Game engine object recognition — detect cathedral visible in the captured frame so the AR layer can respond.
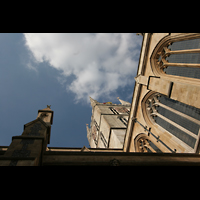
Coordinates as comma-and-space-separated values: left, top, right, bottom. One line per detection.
1, 33, 200, 165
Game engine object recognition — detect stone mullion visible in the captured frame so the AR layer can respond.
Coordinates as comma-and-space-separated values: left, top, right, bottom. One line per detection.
157, 47, 200, 69
150, 107, 198, 140
163, 46, 200, 55
155, 112, 198, 140
153, 102, 200, 125
162, 61, 200, 68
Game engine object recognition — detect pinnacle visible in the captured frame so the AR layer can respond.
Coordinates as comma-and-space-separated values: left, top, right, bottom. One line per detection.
89, 96, 99, 107
117, 97, 131, 106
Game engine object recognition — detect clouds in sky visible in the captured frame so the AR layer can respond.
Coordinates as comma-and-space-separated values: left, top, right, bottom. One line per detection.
23, 33, 142, 103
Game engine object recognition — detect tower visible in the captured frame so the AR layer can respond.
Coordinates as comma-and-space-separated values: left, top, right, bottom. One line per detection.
86, 97, 131, 148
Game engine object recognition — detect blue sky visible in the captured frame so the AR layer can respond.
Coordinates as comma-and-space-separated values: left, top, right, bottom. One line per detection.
0, 33, 142, 148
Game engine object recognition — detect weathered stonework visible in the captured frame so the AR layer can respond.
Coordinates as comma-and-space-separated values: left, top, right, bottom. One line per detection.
0, 106, 53, 166
124, 33, 200, 154
86, 97, 130, 149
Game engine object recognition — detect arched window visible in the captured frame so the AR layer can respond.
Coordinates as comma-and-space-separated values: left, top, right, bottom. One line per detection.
151, 34, 200, 80
144, 92, 200, 151
134, 134, 162, 153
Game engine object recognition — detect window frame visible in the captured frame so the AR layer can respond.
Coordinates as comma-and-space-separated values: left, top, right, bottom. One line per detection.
150, 33, 200, 84
141, 91, 200, 153
134, 133, 162, 153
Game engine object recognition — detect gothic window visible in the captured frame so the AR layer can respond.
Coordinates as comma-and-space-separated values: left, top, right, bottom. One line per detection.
145, 92, 200, 150
152, 34, 200, 79
135, 134, 162, 153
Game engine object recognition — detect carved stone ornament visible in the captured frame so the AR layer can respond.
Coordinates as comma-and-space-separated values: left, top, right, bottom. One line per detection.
138, 138, 151, 152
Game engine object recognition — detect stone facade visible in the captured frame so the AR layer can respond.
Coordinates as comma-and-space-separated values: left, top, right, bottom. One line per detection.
86, 97, 131, 149
124, 33, 200, 154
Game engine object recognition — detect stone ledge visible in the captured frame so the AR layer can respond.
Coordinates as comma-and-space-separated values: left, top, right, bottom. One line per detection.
43, 153, 200, 166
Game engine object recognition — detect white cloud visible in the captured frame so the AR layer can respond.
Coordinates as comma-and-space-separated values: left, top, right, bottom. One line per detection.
23, 33, 142, 103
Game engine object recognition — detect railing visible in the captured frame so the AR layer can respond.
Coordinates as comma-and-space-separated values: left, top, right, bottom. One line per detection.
133, 118, 175, 153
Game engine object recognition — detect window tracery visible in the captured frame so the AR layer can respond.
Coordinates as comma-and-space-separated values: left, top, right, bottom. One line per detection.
151, 34, 200, 80
144, 92, 200, 151
134, 134, 162, 153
